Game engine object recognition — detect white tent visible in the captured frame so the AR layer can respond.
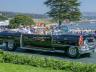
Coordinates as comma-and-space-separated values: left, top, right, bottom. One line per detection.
0, 20, 9, 26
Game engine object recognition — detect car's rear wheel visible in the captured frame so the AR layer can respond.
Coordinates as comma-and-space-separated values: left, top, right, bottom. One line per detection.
4, 41, 17, 51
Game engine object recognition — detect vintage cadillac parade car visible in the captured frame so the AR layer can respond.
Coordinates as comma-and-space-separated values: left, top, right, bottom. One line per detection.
0, 25, 96, 58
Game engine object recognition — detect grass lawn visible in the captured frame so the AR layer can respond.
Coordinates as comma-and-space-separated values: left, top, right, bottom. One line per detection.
0, 63, 71, 72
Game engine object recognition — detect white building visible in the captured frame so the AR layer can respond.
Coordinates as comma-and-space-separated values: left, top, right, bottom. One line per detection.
0, 20, 9, 27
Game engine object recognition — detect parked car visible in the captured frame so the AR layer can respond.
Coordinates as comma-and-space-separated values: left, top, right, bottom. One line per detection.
0, 30, 95, 58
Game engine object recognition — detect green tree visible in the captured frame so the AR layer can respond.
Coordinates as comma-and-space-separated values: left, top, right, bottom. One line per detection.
44, 0, 81, 25
9, 15, 35, 28
0, 15, 8, 21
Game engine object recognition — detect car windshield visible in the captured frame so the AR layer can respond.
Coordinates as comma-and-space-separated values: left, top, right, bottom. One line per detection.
87, 38, 95, 43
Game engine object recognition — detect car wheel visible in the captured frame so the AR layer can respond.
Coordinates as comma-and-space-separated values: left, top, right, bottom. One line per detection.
5, 41, 17, 51
67, 46, 80, 58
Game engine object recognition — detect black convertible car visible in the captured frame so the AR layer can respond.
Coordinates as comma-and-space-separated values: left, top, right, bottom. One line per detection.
0, 31, 95, 58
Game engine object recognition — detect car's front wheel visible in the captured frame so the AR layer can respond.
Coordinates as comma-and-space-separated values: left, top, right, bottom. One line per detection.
67, 46, 80, 58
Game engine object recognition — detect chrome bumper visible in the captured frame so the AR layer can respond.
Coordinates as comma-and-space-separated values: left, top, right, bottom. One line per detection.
79, 46, 95, 54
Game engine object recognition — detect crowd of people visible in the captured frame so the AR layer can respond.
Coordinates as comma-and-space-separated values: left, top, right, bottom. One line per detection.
0, 23, 96, 36
18, 23, 50, 35
50, 24, 96, 35
19, 25, 35, 34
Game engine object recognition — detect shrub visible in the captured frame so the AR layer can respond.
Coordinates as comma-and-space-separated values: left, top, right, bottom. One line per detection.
0, 50, 96, 72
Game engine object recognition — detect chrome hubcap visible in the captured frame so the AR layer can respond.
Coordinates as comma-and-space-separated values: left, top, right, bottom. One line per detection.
69, 47, 77, 56
8, 41, 14, 50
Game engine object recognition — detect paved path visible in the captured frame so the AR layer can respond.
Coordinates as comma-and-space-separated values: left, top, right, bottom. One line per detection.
12, 48, 96, 64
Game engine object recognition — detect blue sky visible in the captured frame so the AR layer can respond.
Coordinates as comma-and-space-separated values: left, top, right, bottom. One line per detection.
0, 0, 96, 14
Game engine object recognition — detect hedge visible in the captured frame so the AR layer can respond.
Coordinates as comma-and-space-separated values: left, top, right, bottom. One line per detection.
0, 50, 96, 72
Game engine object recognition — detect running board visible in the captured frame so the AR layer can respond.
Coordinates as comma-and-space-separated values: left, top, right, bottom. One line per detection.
20, 47, 64, 53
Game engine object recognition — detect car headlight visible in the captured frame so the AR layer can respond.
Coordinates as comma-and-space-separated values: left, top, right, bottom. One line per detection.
81, 46, 86, 49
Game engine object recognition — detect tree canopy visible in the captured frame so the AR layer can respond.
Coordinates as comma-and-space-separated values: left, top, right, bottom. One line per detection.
0, 15, 8, 21
44, 0, 81, 25
9, 15, 35, 28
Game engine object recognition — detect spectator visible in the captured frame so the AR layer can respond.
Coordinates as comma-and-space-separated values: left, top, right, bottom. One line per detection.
30, 26, 35, 34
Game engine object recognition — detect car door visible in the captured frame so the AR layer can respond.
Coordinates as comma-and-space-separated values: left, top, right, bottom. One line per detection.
22, 34, 52, 50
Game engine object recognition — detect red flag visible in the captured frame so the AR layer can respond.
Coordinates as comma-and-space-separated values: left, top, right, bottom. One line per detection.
79, 35, 84, 46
